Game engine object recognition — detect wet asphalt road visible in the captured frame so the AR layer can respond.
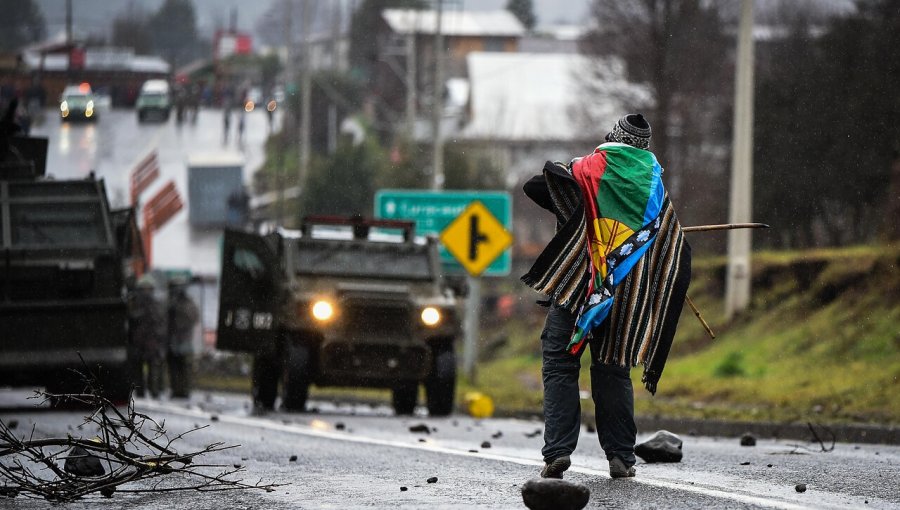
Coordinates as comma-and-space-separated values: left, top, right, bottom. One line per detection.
0, 390, 897, 509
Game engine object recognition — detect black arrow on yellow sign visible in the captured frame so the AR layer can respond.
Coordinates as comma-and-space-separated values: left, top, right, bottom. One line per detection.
469, 215, 489, 261
440, 200, 512, 277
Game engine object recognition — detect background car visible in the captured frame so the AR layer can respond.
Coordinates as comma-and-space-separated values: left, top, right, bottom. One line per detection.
136, 79, 172, 122
59, 83, 98, 122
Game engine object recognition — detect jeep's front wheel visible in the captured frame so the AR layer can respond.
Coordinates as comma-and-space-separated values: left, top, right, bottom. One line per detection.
425, 343, 457, 416
282, 342, 310, 412
392, 383, 418, 415
98, 362, 133, 405
252, 351, 280, 410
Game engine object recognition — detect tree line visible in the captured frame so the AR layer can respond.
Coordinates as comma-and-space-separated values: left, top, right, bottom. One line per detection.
582, 0, 899, 250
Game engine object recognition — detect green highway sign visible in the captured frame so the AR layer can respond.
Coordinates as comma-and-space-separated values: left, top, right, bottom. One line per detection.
374, 189, 512, 276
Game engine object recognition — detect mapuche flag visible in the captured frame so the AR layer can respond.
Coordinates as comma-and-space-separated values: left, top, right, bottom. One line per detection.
567, 143, 665, 354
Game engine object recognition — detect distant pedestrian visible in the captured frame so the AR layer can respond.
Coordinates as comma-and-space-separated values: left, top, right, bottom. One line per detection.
128, 275, 166, 398
223, 104, 232, 144
266, 99, 276, 133
237, 110, 245, 145
166, 278, 200, 398
522, 114, 692, 480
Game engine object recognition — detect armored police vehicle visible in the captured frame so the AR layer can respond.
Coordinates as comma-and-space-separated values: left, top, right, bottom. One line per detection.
0, 111, 138, 402
217, 216, 463, 416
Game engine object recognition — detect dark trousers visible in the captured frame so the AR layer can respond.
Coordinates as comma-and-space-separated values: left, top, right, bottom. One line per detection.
130, 356, 164, 398
167, 353, 192, 398
541, 305, 637, 467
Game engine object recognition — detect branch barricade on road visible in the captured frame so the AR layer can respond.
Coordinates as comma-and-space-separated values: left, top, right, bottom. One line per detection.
0, 379, 283, 502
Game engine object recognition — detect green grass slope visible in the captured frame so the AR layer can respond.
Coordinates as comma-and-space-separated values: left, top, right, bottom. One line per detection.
471, 244, 900, 426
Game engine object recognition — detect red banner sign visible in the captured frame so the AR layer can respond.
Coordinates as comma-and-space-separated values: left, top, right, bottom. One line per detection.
143, 180, 183, 231
129, 151, 160, 205
141, 180, 183, 269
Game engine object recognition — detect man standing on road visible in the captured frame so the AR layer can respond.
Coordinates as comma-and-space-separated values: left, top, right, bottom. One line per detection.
522, 114, 692, 479
128, 275, 166, 399
166, 277, 200, 398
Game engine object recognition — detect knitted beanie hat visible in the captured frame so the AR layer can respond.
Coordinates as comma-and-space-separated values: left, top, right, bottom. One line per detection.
605, 113, 652, 150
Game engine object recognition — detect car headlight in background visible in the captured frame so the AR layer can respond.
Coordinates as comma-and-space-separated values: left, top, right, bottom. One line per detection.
60, 101, 68, 112
311, 300, 334, 321
86, 100, 94, 109
266, 100, 277, 112
421, 307, 441, 326
244, 101, 255, 112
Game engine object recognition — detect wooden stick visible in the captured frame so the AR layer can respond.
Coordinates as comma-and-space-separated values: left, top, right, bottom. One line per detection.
682, 222, 770, 233
685, 294, 715, 339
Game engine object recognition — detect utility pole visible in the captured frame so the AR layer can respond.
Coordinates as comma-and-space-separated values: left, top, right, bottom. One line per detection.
299, 0, 312, 188
327, 1, 341, 154
725, 0, 756, 319
65, 0, 72, 45
430, 0, 444, 191
405, 14, 417, 139
278, 0, 293, 227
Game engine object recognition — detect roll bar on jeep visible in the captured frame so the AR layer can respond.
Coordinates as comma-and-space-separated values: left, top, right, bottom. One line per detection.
300, 215, 416, 242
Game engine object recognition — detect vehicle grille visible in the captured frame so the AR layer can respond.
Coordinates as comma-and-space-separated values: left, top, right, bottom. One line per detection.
340, 301, 412, 342
320, 342, 429, 382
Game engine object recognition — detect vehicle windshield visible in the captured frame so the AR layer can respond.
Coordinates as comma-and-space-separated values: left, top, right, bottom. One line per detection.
62, 94, 91, 107
294, 241, 433, 280
139, 93, 168, 103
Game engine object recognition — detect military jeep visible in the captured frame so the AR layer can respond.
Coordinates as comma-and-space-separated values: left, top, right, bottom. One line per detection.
217, 216, 463, 415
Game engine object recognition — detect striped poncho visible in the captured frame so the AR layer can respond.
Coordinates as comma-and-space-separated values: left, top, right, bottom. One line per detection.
522, 143, 692, 393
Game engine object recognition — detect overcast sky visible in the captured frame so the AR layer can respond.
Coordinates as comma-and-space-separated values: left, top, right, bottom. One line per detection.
35, 0, 592, 43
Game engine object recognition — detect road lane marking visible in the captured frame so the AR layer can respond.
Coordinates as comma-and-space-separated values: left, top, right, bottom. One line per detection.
140, 400, 848, 510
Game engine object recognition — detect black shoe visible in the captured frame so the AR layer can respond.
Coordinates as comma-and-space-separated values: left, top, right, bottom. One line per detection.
609, 457, 636, 478
251, 402, 272, 416
540, 455, 571, 479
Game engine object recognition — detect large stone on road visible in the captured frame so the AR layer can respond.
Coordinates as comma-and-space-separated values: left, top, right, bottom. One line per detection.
521, 477, 590, 510
63, 446, 106, 477
635, 430, 683, 463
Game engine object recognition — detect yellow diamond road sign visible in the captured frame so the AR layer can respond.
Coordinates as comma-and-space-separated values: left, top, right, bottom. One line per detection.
439, 201, 513, 277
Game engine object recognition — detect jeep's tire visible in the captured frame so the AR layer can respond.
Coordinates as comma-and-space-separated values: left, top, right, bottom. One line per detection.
46, 369, 85, 408
392, 383, 418, 415
252, 351, 280, 410
98, 363, 133, 405
425, 344, 457, 416
282, 342, 310, 412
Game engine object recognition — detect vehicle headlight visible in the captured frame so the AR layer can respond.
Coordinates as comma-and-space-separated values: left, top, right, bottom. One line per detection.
421, 307, 441, 326
311, 300, 334, 321
245, 101, 255, 112
60, 101, 68, 111
86, 100, 94, 109
267, 100, 277, 112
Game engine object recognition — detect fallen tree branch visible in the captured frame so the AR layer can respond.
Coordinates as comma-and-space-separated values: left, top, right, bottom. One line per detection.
777, 422, 837, 455
806, 421, 836, 453
0, 375, 284, 502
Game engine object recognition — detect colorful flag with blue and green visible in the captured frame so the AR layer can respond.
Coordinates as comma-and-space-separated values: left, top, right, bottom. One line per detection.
567, 142, 665, 354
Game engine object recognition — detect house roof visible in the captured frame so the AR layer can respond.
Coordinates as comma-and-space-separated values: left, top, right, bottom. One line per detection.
21, 49, 170, 74
459, 52, 652, 142
382, 9, 525, 37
